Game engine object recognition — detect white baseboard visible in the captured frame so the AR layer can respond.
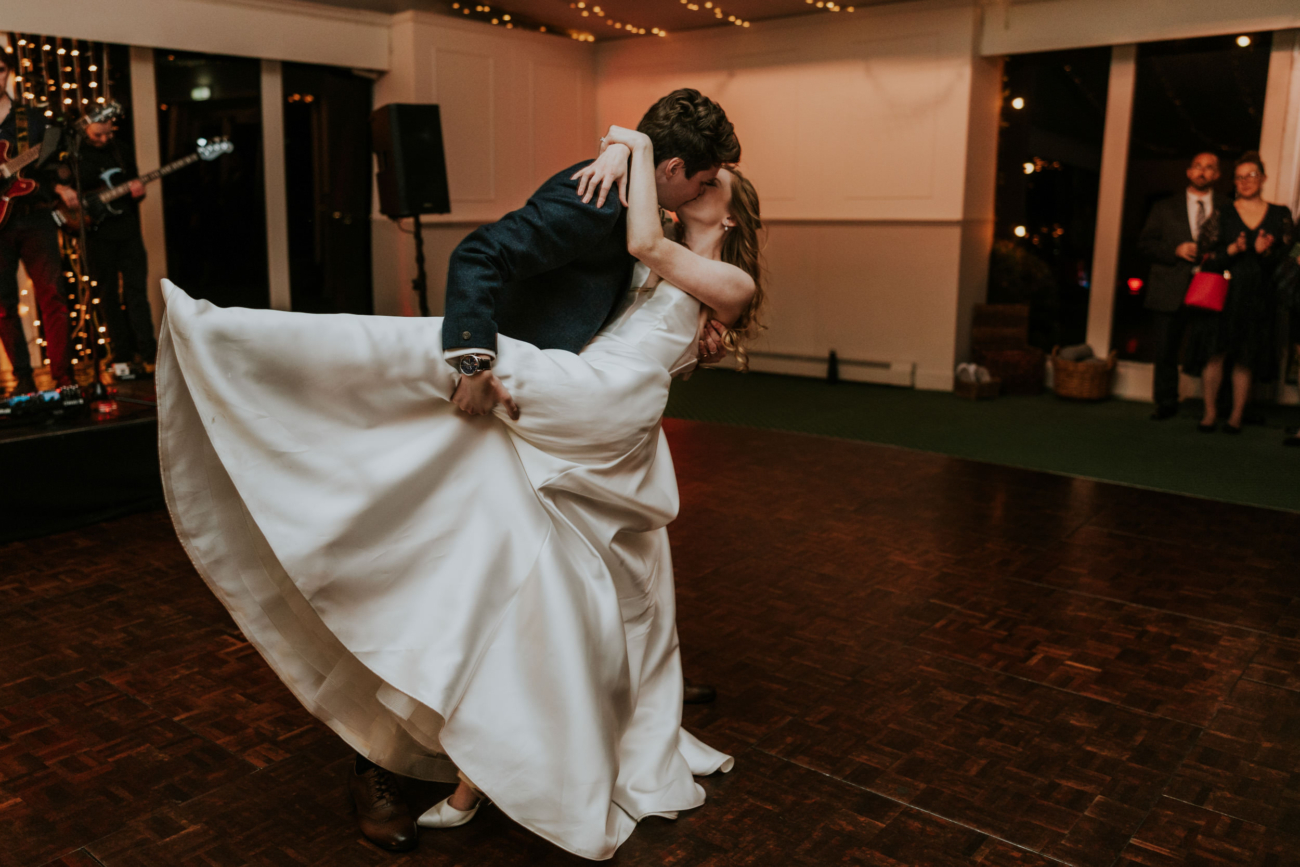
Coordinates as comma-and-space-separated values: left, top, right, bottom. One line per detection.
711, 353, 1300, 405
1112, 360, 1154, 402
722, 351, 919, 388
1103, 360, 1300, 405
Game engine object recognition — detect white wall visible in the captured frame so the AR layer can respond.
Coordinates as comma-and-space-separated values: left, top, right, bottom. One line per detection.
371, 12, 598, 316
595, 0, 997, 390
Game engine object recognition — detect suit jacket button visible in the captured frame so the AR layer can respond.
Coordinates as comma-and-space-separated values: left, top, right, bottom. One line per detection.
462, 331, 471, 340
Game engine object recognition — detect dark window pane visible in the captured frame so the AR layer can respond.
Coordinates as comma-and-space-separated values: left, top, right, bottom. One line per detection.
1112, 33, 1272, 360
991, 47, 1111, 351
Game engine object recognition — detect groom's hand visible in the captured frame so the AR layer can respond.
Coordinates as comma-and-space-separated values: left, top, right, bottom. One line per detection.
451, 373, 520, 420
699, 320, 729, 365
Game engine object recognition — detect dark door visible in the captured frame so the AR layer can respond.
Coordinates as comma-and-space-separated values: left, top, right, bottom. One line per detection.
282, 62, 373, 315
155, 49, 268, 310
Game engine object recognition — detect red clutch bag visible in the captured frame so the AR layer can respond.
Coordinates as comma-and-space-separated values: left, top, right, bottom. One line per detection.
1184, 271, 1229, 312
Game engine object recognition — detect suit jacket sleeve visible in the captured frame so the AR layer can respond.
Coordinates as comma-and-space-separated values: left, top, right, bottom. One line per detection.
1197, 208, 1229, 272
1138, 199, 1181, 267
442, 163, 623, 356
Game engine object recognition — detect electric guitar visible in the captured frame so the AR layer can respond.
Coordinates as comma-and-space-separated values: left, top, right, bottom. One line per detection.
0, 141, 41, 228
56, 136, 234, 231
0, 101, 124, 229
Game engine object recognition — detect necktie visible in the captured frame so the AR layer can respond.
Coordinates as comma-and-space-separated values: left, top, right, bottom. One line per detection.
1195, 199, 1206, 237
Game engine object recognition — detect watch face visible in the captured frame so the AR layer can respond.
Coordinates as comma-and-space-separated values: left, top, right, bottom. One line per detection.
459, 355, 479, 375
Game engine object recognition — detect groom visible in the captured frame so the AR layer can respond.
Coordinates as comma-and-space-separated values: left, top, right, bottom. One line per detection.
347, 88, 741, 852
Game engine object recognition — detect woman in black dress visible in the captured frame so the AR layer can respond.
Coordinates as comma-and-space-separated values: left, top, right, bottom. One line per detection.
1188, 152, 1295, 433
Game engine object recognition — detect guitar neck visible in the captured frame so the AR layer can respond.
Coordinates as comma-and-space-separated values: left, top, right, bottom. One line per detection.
0, 146, 41, 179
95, 152, 202, 204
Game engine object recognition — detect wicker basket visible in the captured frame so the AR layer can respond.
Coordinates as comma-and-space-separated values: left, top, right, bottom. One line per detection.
954, 376, 1001, 400
1051, 348, 1117, 400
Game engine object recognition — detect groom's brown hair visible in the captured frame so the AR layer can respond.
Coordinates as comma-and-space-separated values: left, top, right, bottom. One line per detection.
637, 89, 740, 178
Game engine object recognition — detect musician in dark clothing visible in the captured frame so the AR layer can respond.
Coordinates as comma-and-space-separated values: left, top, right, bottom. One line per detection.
0, 55, 77, 395
76, 120, 153, 368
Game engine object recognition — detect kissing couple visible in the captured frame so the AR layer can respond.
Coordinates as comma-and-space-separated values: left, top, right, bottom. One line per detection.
157, 87, 764, 859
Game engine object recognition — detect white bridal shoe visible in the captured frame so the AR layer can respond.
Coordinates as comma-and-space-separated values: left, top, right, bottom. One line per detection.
417, 774, 487, 829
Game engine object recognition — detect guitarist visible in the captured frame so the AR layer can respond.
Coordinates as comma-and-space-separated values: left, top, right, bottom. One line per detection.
76, 118, 154, 372
0, 54, 77, 395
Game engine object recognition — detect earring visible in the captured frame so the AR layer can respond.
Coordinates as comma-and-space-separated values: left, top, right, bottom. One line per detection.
722, 224, 731, 231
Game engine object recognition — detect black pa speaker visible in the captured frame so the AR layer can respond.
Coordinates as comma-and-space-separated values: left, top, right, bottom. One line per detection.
371, 103, 451, 218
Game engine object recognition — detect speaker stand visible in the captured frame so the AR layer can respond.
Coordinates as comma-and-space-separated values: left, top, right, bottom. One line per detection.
410, 216, 431, 317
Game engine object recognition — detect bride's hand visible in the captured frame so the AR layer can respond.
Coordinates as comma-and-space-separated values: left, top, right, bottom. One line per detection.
601, 125, 649, 152
573, 142, 631, 208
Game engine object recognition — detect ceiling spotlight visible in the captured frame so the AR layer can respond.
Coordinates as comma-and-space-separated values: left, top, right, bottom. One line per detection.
1013, 225, 1027, 238
1023, 162, 1035, 175
1011, 97, 1025, 110
1236, 35, 1251, 47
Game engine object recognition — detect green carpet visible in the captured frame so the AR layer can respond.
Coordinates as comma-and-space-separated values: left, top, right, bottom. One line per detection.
665, 369, 1300, 513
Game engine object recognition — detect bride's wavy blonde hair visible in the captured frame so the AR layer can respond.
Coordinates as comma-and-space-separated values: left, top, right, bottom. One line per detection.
673, 167, 766, 370
717, 167, 765, 371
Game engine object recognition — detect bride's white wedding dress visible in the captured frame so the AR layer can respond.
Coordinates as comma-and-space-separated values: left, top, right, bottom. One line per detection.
156, 269, 732, 861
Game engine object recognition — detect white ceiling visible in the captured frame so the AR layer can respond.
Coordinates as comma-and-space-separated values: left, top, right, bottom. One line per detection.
307, 0, 914, 39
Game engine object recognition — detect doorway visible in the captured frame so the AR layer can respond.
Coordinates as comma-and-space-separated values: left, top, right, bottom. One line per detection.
154, 49, 268, 310
282, 62, 373, 315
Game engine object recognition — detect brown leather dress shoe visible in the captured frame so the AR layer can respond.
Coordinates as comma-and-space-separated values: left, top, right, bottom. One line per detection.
348, 761, 418, 852
683, 680, 717, 704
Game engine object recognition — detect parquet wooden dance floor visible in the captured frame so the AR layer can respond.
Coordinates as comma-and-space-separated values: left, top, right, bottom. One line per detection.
3, 418, 1299, 866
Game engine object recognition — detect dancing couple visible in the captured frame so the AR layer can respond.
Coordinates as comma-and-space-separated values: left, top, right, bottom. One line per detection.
157, 88, 764, 859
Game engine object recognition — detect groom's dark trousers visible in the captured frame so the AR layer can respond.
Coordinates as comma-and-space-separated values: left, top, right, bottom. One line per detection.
443, 160, 634, 355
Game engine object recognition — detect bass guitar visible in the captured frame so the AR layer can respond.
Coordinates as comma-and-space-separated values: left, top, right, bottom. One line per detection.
0, 101, 124, 230
56, 136, 234, 231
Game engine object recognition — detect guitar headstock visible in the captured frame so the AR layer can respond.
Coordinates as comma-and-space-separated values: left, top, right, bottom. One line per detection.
75, 101, 124, 131
196, 137, 235, 161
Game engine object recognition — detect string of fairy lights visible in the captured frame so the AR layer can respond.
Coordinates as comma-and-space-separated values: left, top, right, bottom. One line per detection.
4, 34, 117, 382
447, 1, 858, 42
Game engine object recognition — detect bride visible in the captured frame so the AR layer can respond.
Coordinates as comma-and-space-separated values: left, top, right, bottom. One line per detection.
157, 124, 763, 860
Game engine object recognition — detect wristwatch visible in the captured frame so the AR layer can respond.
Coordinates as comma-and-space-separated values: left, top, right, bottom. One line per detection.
457, 354, 494, 376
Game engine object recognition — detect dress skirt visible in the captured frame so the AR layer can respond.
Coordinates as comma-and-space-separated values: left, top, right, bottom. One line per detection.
156, 280, 730, 860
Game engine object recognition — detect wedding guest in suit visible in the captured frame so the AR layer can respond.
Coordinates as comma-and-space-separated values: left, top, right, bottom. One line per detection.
1187, 152, 1294, 434
1137, 152, 1229, 420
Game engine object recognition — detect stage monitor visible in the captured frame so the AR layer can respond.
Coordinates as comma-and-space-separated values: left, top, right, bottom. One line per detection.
371, 103, 451, 218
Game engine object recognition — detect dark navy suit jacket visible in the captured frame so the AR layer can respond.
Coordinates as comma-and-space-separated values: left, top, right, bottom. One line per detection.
1137, 191, 1232, 313
442, 160, 635, 356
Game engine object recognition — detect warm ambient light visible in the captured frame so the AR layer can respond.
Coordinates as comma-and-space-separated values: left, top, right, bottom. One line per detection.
1013, 225, 1027, 238
1236, 35, 1251, 47
1023, 162, 1035, 175
1011, 97, 1025, 110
